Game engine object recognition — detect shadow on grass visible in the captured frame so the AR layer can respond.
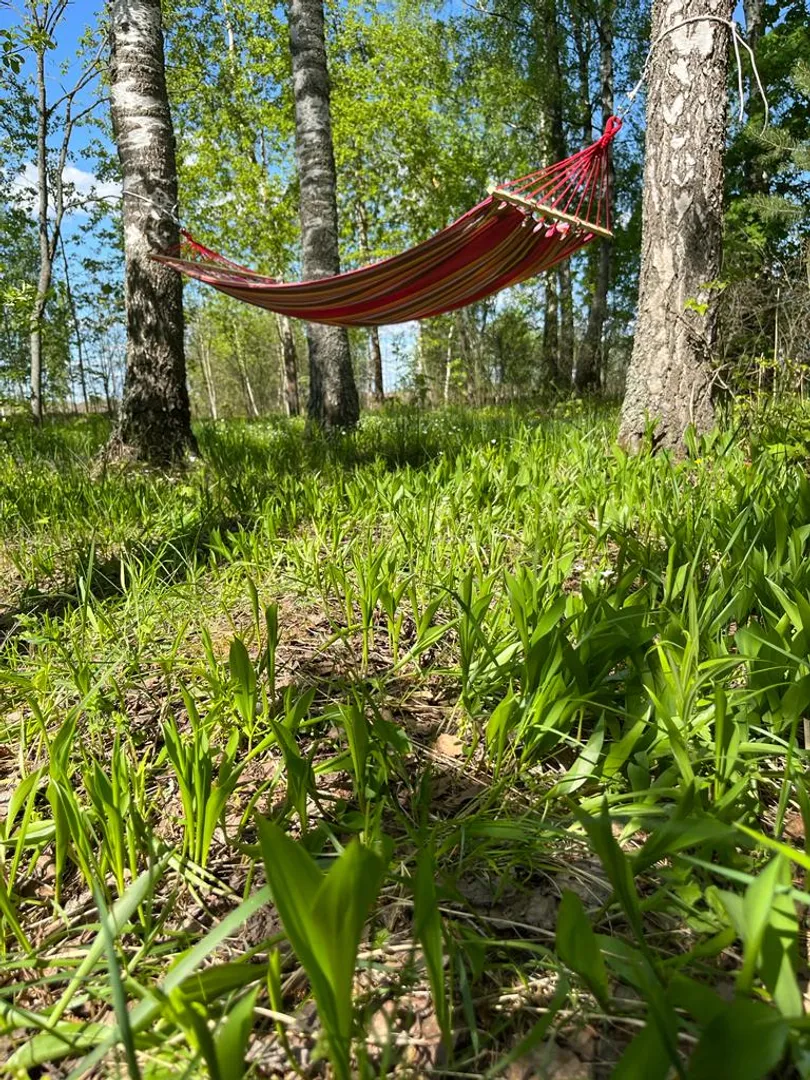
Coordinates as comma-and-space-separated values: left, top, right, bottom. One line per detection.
0, 403, 615, 648
0, 515, 247, 649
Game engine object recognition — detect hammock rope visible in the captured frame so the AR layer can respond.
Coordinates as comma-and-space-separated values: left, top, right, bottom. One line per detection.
155, 116, 622, 327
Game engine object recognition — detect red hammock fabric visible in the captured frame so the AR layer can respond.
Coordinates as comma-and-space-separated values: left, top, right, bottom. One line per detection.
155, 117, 621, 327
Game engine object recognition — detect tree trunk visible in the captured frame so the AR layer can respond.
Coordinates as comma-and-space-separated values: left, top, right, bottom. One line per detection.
742, 0, 764, 54
557, 264, 574, 388
30, 42, 51, 424
107, 0, 197, 465
741, 0, 766, 192
618, 0, 731, 453
59, 235, 90, 413
233, 319, 259, 418
536, 0, 569, 390
198, 335, 218, 420
288, 0, 359, 430
368, 328, 384, 404
274, 314, 301, 416
576, 0, 615, 395
355, 202, 384, 404
543, 275, 559, 384
443, 323, 455, 406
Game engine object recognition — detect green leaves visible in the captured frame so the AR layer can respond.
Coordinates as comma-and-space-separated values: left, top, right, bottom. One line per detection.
555, 891, 609, 1006
413, 842, 453, 1051
214, 988, 259, 1080
256, 820, 390, 1080
715, 855, 803, 1018
686, 999, 789, 1080
163, 691, 242, 867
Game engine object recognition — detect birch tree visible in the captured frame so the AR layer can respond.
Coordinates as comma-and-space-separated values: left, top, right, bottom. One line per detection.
618, 0, 733, 451
107, 0, 196, 464
288, 0, 359, 429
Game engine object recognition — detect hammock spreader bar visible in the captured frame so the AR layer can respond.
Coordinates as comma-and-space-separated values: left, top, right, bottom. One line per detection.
155, 116, 621, 328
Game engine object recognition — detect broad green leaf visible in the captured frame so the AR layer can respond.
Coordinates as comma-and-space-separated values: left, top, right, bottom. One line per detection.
257, 819, 389, 1080
215, 987, 259, 1080
633, 815, 736, 875
3, 1022, 128, 1069
555, 890, 609, 1006
413, 843, 451, 1050
759, 859, 802, 1018
612, 1021, 674, 1080
553, 719, 605, 795
178, 962, 268, 1006
686, 998, 789, 1080
738, 856, 783, 993
229, 638, 256, 727
666, 974, 726, 1026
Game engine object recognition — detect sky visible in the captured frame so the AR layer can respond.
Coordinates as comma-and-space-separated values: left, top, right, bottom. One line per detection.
1, 3, 117, 245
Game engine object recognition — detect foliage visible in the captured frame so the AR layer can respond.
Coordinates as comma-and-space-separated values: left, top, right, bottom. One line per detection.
2, 406, 810, 1072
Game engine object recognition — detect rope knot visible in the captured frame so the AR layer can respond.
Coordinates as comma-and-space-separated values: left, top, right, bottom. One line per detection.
600, 115, 623, 144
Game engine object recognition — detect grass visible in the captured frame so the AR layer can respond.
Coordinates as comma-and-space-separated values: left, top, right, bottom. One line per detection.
2, 401, 810, 1077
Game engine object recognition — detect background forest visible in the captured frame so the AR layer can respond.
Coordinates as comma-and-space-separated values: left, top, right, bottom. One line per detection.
1, 0, 808, 418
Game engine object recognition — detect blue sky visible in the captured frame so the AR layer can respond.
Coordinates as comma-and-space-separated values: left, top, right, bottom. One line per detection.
1, 2, 116, 251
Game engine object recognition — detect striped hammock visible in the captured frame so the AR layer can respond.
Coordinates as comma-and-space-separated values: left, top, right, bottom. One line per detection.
156, 117, 621, 328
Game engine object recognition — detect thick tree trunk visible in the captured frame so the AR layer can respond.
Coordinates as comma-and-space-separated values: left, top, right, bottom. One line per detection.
741, 0, 766, 192
618, 0, 731, 453
742, 0, 764, 54
275, 314, 301, 416
576, 0, 615, 394
288, 0, 359, 429
538, 0, 571, 390
107, 0, 197, 465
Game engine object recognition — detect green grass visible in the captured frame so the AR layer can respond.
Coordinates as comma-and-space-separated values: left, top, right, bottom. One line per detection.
2, 402, 810, 1077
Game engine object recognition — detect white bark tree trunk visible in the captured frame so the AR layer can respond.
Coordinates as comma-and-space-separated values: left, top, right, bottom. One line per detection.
618, 0, 732, 452
107, 0, 196, 464
288, 0, 359, 429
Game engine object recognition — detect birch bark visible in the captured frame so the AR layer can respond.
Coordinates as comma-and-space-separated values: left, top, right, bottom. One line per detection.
618, 0, 732, 451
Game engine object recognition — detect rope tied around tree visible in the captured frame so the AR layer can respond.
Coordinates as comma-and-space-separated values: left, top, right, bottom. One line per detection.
618, 16, 769, 132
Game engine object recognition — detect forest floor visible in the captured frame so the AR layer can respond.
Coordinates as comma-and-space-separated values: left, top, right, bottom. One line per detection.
1, 403, 810, 1079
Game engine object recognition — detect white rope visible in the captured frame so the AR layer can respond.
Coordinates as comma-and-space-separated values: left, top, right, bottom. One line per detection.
85, 188, 184, 228
121, 189, 183, 227
618, 16, 769, 134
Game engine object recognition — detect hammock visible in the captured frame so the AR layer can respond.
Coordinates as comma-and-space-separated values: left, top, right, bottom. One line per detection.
156, 116, 622, 327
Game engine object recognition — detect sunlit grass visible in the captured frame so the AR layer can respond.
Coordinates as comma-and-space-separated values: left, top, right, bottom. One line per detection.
2, 402, 810, 1076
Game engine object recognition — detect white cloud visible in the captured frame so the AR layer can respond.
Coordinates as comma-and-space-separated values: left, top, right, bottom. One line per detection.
10, 162, 120, 217
63, 165, 121, 204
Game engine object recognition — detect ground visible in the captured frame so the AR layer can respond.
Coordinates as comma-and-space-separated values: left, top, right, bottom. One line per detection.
0, 404, 809, 1078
